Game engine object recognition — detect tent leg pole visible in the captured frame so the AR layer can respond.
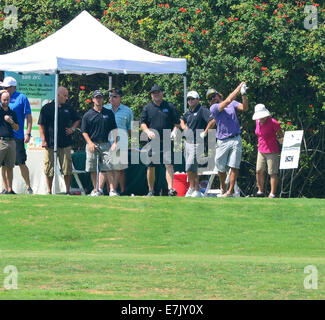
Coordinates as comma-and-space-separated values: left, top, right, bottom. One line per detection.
53, 71, 59, 195
108, 75, 112, 90
183, 74, 187, 113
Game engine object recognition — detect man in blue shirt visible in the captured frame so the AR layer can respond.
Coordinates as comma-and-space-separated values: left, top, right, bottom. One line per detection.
0, 76, 33, 194
99, 88, 133, 195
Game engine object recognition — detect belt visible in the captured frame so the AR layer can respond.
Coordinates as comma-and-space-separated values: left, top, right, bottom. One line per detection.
93, 140, 106, 144
218, 134, 240, 141
0, 137, 14, 141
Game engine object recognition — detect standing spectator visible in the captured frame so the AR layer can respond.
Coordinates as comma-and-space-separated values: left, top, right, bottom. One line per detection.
0, 76, 33, 194
180, 91, 215, 197
253, 104, 283, 198
98, 88, 133, 195
81, 90, 118, 196
38, 86, 81, 194
140, 84, 180, 196
0, 91, 19, 194
207, 82, 248, 197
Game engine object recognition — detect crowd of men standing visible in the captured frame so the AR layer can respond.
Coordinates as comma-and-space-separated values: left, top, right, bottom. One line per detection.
0, 76, 283, 198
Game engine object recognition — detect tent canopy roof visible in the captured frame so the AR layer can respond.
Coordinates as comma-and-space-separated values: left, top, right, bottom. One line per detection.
0, 11, 186, 75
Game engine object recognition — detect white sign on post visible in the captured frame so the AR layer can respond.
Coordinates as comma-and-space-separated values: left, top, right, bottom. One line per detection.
280, 130, 304, 169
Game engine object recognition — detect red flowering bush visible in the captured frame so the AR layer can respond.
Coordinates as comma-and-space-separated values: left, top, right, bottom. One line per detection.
100, 0, 324, 197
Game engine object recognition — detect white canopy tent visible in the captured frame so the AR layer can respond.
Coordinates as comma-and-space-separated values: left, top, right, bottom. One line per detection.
0, 10, 187, 194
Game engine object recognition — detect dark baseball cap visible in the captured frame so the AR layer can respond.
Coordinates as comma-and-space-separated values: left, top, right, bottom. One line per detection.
206, 88, 220, 100
149, 84, 163, 94
92, 90, 104, 98
109, 88, 123, 96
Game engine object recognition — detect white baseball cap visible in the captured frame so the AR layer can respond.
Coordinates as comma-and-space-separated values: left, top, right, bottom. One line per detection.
252, 104, 271, 120
187, 91, 200, 99
0, 76, 17, 87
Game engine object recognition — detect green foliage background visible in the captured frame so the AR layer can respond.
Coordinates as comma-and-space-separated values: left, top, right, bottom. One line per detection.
0, 0, 324, 197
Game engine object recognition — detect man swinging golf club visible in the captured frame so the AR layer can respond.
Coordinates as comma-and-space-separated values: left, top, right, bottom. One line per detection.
207, 82, 248, 197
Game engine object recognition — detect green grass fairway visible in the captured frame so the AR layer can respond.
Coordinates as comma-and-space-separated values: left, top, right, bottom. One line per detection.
0, 195, 324, 299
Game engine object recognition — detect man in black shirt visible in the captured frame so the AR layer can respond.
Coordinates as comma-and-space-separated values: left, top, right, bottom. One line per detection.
38, 86, 81, 194
81, 90, 118, 196
0, 91, 19, 194
180, 91, 215, 197
140, 84, 180, 196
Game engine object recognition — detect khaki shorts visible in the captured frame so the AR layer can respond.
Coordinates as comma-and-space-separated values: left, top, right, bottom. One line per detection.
110, 149, 128, 171
44, 147, 72, 177
85, 142, 113, 172
0, 139, 16, 168
256, 152, 279, 175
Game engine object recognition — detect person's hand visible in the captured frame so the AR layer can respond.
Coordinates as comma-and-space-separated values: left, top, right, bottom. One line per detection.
145, 129, 155, 140
41, 140, 48, 149
24, 134, 31, 144
65, 127, 75, 135
88, 141, 96, 153
200, 131, 207, 139
170, 129, 177, 140
4, 115, 13, 124
240, 83, 248, 95
111, 141, 117, 151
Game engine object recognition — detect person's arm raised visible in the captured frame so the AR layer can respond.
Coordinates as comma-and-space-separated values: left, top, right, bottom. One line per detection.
218, 82, 246, 113
237, 94, 248, 112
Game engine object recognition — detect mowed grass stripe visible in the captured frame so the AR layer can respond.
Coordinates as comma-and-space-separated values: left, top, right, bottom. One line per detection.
2, 251, 325, 264
0, 196, 324, 299
0, 251, 324, 299
0, 196, 324, 256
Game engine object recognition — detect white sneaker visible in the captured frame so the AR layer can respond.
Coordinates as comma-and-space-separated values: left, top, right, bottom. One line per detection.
97, 189, 104, 196
89, 189, 103, 196
185, 187, 194, 197
191, 190, 203, 198
221, 192, 233, 198
109, 190, 120, 197
89, 190, 98, 196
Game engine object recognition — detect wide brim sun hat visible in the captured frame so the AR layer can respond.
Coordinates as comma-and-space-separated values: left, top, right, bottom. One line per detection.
252, 104, 271, 120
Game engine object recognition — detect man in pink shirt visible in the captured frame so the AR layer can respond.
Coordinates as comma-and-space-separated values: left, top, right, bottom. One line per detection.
253, 104, 283, 198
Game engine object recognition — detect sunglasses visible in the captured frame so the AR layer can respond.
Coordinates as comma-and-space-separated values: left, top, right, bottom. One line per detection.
109, 94, 120, 98
208, 94, 217, 102
187, 97, 196, 101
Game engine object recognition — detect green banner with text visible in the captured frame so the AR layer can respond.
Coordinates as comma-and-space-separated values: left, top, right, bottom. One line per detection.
5, 71, 55, 150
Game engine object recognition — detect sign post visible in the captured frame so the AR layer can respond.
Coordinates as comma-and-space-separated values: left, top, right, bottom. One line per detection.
279, 130, 304, 198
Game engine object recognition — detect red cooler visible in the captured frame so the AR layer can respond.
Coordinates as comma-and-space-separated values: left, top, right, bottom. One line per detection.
172, 173, 190, 197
